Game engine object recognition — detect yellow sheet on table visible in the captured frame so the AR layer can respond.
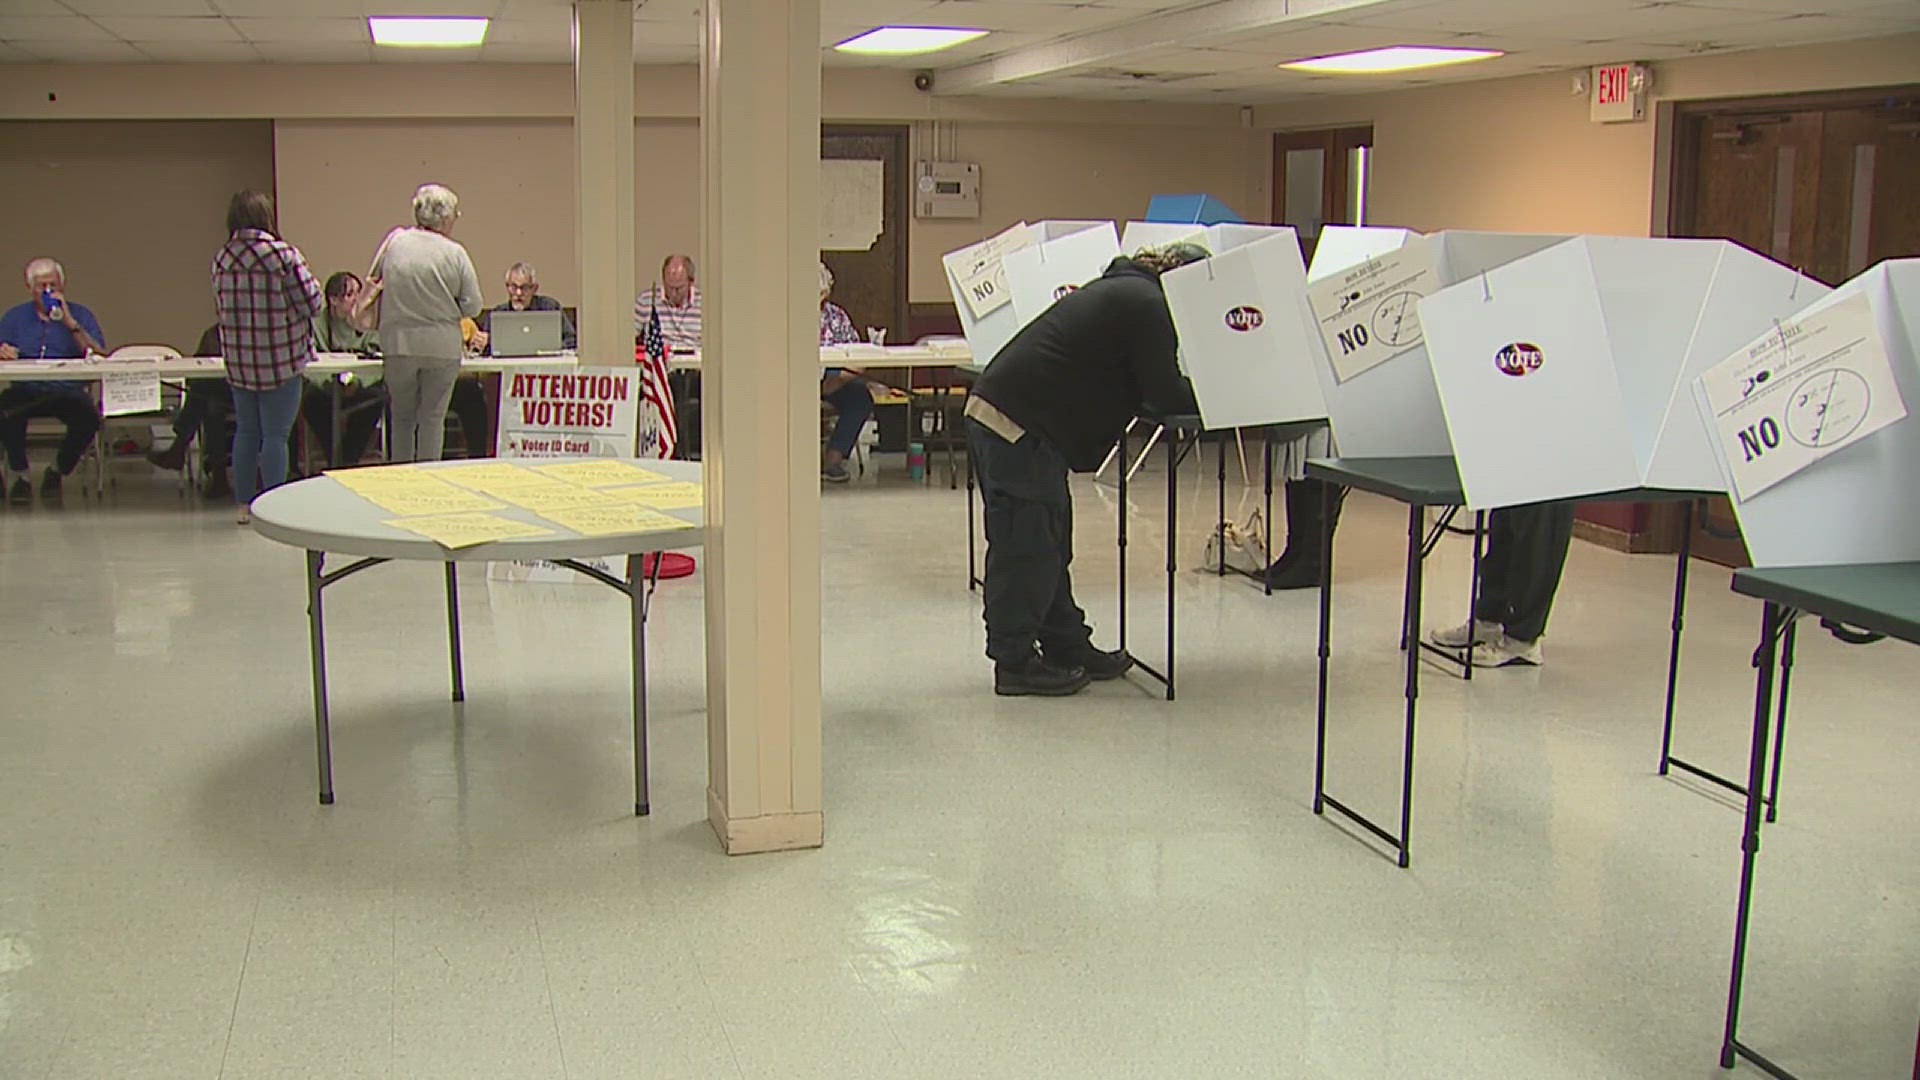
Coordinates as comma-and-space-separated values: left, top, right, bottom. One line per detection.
602, 482, 703, 510
435, 463, 553, 489
384, 512, 554, 549
359, 487, 504, 516
496, 486, 623, 513
326, 466, 460, 494
453, 474, 583, 499
533, 460, 673, 488
540, 503, 690, 537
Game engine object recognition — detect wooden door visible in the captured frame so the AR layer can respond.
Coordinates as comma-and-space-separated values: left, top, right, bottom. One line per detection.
1670, 90, 1920, 566
820, 125, 909, 340
1271, 126, 1372, 264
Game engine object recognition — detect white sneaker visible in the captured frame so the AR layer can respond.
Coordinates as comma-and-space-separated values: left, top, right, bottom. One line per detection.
1469, 633, 1543, 668
236, 507, 251, 526
1429, 618, 1502, 649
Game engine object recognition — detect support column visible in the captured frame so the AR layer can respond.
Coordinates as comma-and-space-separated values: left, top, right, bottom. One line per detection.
573, 0, 635, 364
700, 0, 824, 854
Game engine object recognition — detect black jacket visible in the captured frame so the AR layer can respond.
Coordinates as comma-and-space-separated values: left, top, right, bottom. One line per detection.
971, 257, 1197, 471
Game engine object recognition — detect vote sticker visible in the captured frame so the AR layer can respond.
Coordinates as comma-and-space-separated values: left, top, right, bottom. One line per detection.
1053, 284, 1079, 301
1225, 306, 1264, 332
1494, 342, 1544, 377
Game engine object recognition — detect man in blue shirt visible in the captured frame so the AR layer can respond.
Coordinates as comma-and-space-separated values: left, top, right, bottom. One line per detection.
0, 258, 105, 505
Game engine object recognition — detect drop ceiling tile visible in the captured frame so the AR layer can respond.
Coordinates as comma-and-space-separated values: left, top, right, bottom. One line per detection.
0, 15, 116, 41
5, 0, 80, 14
373, 45, 485, 62
67, 0, 220, 12
1337, 0, 1642, 34
480, 40, 567, 61
132, 39, 262, 60
208, 0, 336, 13
0, 40, 36, 59
1214, 21, 1412, 57
9, 39, 152, 60
485, 17, 569, 45
351, 0, 502, 15
917, 1, 1122, 32
230, 16, 369, 43
94, 16, 243, 41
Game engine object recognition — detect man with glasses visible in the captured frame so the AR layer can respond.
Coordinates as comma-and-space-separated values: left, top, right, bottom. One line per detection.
474, 261, 576, 353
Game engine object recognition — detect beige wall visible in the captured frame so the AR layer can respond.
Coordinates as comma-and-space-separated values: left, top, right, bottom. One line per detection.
1, 65, 1262, 318
1253, 33, 1920, 240
0, 120, 273, 354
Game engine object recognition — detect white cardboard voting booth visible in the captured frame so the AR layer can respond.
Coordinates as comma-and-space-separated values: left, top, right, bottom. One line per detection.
1693, 258, 1920, 568
1305, 229, 1567, 459
942, 220, 1114, 366
1120, 221, 1208, 254
1419, 236, 1827, 509
1157, 224, 1328, 429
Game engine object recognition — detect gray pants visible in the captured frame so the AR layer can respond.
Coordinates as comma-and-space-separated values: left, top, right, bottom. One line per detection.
383, 356, 460, 462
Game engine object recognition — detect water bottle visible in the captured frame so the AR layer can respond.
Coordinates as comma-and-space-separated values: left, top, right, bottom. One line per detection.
41, 287, 62, 322
908, 441, 926, 482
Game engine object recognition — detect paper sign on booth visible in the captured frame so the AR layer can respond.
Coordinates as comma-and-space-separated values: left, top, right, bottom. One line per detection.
943, 223, 1034, 320
1307, 238, 1439, 383
1697, 293, 1907, 500
102, 372, 161, 417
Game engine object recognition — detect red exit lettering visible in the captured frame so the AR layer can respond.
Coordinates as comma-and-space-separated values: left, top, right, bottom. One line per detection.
1598, 66, 1629, 105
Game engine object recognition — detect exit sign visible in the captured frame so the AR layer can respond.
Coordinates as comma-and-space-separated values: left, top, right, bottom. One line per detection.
1591, 62, 1647, 123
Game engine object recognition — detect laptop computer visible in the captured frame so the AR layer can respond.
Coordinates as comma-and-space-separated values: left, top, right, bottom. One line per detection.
489, 310, 564, 356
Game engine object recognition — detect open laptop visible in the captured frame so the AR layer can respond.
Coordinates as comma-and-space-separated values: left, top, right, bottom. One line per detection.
489, 310, 564, 356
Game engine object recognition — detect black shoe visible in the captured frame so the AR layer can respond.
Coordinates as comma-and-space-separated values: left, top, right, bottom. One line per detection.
994, 656, 1091, 697
39, 467, 62, 503
1043, 645, 1133, 680
1264, 559, 1322, 590
8, 477, 29, 506
146, 443, 188, 471
202, 467, 230, 500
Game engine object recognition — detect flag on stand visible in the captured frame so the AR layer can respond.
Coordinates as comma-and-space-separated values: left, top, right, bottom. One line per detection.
637, 301, 678, 459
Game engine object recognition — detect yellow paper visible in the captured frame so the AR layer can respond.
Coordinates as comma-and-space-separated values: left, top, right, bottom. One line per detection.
603, 481, 704, 510
533, 459, 675, 488
384, 512, 554, 549
540, 503, 691, 537
457, 474, 583, 498
496, 486, 623, 513
327, 466, 459, 495
359, 487, 504, 516
437, 463, 552, 489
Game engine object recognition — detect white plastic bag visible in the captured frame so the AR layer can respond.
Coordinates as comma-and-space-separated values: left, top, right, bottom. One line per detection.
1201, 509, 1267, 575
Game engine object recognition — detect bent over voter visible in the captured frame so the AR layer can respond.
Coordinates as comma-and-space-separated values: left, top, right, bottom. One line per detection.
964, 243, 1207, 697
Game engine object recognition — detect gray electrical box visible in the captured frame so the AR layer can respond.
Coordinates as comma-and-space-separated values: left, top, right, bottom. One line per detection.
915, 161, 980, 219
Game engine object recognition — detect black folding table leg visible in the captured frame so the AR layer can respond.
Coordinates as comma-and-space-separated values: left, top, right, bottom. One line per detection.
1262, 430, 1274, 596
1766, 618, 1795, 823
1720, 601, 1786, 1073
1165, 428, 1177, 701
1216, 431, 1227, 577
1393, 503, 1422, 869
1116, 425, 1128, 658
1312, 479, 1334, 813
1659, 501, 1696, 776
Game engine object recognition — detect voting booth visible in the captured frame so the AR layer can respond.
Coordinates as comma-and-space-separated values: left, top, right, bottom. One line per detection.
1418, 236, 1828, 508
1157, 223, 1328, 429
1693, 258, 1919, 567
943, 220, 1117, 366
1304, 229, 1567, 458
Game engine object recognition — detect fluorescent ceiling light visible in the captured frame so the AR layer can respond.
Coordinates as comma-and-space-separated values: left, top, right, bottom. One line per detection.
834, 26, 987, 56
1280, 45, 1503, 74
369, 16, 489, 48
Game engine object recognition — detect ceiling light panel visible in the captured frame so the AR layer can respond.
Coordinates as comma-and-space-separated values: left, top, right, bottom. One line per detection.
834, 26, 989, 55
369, 16, 490, 47
1280, 44, 1504, 73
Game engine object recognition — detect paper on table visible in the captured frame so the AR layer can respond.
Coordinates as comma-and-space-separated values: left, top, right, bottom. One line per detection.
359, 486, 504, 516
385, 512, 554, 549
326, 466, 469, 497
531, 459, 672, 487
496, 486, 621, 513
603, 481, 703, 510
1697, 293, 1908, 500
540, 503, 689, 537
1307, 237, 1439, 383
101, 372, 161, 417
435, 463, 551, 488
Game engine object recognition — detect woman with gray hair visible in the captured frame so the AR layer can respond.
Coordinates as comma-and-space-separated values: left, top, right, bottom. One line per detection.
368, 183, 483, 460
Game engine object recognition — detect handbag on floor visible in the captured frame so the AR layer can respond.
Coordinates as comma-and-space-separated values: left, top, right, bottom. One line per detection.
1201, 509, 1267, 575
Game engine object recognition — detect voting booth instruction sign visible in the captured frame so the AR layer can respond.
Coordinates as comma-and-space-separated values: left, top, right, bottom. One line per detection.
490, 367, 640, 583
1307, 237, 1439, 383
943, 222, 1036, 321
1697, 293, 1907, 500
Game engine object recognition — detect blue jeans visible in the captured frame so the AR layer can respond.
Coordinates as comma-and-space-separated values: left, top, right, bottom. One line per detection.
230, 376, 304, 505
822, 376, 874, 456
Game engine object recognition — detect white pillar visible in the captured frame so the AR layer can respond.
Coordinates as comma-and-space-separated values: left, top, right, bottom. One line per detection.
573, 0, 635, 364
699, 0, 824, 854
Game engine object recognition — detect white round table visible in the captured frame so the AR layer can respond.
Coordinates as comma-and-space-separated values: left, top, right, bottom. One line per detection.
251, 457, 705, 816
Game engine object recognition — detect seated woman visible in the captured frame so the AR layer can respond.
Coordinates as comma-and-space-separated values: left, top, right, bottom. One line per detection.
818, 261, 876, 483
302, 271, 387, 468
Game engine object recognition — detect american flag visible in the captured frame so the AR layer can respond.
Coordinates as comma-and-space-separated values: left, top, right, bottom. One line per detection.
637, 301, 678, 459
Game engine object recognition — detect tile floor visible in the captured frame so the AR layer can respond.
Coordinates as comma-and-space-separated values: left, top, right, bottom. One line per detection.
0, 461, 1914, 1079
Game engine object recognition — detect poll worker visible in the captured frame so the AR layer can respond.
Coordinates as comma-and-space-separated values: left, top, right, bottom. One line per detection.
146, 324, 233, 498
301, 271, 387, 469
965, 242, 1208, 696
0, 257, 106, 505
212, 189, 323, 524
632, 254, 701, 352
478, 261, 576, 351
818, 260, 874, 484
374, 183, 483, 461
1428, 503, 1578, 668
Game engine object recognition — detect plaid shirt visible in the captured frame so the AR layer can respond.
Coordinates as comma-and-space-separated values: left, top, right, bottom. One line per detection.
212, 228, 323, 390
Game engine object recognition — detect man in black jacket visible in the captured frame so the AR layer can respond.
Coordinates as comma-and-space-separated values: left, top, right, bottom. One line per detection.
966, 244, 1206, 696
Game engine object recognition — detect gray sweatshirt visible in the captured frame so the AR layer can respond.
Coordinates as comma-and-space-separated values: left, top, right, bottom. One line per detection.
372, 227, 482, 361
